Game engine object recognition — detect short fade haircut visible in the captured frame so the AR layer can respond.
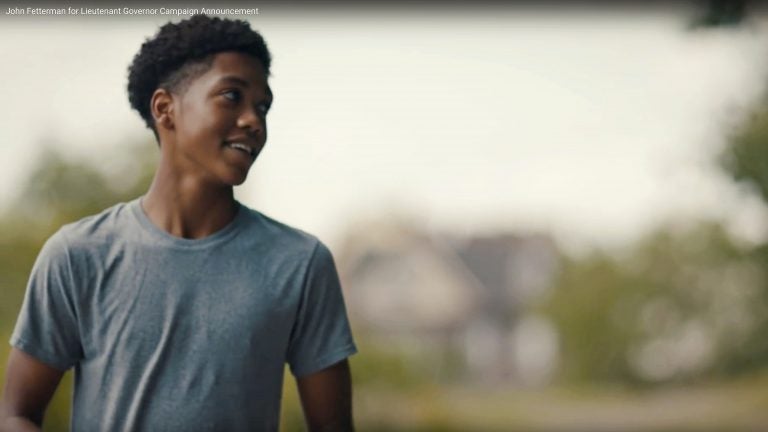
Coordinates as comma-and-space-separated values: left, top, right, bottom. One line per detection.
127, 14, 271, 134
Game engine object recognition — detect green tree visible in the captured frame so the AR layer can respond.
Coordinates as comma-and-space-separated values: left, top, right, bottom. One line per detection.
691, 0, 749, 28
715, 97, 768, 373
542, 221, 763, 385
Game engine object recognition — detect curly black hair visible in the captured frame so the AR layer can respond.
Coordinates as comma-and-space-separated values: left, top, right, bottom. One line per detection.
127, 14, 271, 134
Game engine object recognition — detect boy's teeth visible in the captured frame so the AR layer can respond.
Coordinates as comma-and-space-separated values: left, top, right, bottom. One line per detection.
228, 143, 252, 155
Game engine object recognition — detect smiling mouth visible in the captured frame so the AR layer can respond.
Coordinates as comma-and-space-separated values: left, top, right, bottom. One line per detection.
225, 142, 256, 158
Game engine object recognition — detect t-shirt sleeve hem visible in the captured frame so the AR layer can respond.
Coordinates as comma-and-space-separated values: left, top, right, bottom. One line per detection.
290, 343, 358, 379
9, 334, 76, 372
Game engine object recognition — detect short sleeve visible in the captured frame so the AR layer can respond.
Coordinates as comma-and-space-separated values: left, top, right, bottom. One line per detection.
286, 241, 357, 378
10, 230, 84, 371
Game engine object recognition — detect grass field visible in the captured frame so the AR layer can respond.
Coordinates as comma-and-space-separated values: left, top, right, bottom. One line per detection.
343, 375, 768, 432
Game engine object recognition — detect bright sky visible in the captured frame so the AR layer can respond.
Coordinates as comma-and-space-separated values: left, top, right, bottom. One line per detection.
2, 6, 768, 251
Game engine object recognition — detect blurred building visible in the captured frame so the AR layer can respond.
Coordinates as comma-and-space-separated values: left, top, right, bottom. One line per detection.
337, 219, 561, 387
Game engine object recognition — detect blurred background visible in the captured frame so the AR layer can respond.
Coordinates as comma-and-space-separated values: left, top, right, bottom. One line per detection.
3, 1, 768, 430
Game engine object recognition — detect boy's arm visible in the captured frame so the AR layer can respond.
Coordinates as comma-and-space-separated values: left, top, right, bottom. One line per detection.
0, 348, 64, 432
296, 359, 353, 432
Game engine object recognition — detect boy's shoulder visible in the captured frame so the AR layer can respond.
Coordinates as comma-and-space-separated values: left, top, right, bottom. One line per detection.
33, 200, 133, 272
238, 204, 324, 254
48, 202, 130, 247
54, 200, 133, 248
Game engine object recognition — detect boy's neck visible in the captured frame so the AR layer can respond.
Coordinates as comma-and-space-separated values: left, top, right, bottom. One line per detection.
141, 167, 239, 240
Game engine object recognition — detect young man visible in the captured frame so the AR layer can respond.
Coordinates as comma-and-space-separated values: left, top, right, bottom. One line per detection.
0, 14, 356, 432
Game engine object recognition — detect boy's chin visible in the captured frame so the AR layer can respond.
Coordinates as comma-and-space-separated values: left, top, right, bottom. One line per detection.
217, 169, 251, 187
226, 174, 249, 187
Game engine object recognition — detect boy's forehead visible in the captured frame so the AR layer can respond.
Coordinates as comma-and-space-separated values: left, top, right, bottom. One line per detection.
199, 51, 269, 89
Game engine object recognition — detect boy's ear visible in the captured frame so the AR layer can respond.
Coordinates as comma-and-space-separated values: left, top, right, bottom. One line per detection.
150, 88, 175, 131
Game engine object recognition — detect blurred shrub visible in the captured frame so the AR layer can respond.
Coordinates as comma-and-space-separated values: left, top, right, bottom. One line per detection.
542, 220, 767, 386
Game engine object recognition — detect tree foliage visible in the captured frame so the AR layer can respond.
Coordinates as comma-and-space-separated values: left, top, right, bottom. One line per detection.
691, 0, 749, 28
542, 221, 765, 385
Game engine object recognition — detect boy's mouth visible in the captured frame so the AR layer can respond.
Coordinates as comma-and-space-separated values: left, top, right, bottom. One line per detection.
224, 141, 256, 157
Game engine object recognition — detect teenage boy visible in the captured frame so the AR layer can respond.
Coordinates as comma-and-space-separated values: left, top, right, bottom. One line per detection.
0, 14, 356, 432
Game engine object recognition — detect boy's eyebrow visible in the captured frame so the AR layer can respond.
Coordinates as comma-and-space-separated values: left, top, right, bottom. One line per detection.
217, 75, 251, 87
216, 75, 273, 101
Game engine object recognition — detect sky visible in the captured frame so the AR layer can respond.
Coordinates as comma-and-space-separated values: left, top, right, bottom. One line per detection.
2, 4, 768, 252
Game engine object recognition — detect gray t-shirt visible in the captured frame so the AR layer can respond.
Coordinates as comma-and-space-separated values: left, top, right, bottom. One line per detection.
10, 198, 357, 431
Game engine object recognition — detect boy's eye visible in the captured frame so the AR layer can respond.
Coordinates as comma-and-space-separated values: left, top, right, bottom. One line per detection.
222, 89, 241, 102
257, 103, 271, 115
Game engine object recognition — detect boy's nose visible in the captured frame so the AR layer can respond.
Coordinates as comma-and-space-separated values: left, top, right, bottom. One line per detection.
236, 109, 263, 134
